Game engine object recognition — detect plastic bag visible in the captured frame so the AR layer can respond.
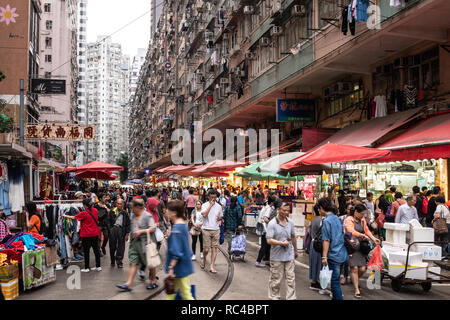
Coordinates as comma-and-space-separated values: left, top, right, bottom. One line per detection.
319, 265, 333, 289
366, 246, 383, 271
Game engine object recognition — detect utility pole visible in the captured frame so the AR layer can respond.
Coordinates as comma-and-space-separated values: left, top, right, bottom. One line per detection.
19, 79, 24, 147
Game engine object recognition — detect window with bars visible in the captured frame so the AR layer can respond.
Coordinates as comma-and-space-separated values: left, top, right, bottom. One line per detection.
45, 37, 52, 48
45, 55, 52, 62
46, 20, 52, 30
44, 3, 51, 12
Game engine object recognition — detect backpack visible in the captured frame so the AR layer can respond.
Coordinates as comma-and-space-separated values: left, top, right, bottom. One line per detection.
422, 197, 429, 215
312, 223, 323, 254
385, 203, 395, 222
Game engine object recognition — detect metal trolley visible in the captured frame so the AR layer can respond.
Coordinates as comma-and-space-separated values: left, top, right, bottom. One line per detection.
381, 241, 450, 292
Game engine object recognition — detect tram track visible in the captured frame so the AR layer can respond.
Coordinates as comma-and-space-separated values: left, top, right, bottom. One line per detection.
144, 245, 234, 300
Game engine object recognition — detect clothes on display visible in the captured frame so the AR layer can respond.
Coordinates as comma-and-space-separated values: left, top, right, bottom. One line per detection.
390, 0, 406, 8
374, 95, 387, 118
40, 173, 54, 199
348, 0, 369, 24
7, 161, 25, 214
0, 161, 11, 216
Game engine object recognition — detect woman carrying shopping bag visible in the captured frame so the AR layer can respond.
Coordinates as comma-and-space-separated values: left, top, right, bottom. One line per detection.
165, 199, 194, 300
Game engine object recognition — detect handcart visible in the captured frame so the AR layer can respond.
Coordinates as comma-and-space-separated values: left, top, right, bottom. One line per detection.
380, 241, 450, 292
229, 228, 247, 262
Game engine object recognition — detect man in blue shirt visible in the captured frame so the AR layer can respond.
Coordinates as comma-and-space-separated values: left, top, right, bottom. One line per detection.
318, 197, 348, 300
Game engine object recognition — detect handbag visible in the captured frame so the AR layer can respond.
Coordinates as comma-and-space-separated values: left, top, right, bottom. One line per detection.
146, 230, 161, 269
164, 276, 175, 294
433, 217, 448, 235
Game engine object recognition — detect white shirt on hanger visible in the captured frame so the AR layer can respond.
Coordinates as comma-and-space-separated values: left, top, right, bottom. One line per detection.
374, 95, 387, 118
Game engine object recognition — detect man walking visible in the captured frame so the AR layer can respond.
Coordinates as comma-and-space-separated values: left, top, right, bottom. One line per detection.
200, 189, 223, 274
426, 187, 441, 227
319, 197, 348, 300
108, 198, 130, 268
266, 202, 297, 300
94, 193, 111, 256
116, 199, 158, 291
395, 196, 419, 225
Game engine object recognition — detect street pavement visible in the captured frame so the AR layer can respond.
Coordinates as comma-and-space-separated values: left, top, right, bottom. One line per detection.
17, 231, 450, 300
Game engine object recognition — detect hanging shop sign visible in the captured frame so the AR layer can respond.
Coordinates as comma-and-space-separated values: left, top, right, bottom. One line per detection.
276, 99, 315, 122
25, 124, 95, 140
30, 79, 66, 94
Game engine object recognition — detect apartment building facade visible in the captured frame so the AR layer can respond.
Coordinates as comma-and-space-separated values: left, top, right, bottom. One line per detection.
75, 0, 88, 165
85, 36, 130, 164
38, 0, 79, 164
129, 0, 450, 175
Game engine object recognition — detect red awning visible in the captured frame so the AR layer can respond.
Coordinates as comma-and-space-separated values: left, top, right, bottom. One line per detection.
192, 160, 246, 173
75, 170, 116, 180
368, 145, 450, 163
158, 164, 194, 173
281, 143, 391, 168
377, 112, 450, 150
75, 161, 124, 172
318, 108, 422, 147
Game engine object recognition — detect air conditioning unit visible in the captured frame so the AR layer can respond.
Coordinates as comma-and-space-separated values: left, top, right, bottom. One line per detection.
220, 78, 229, 85
245, 52, 255, 60
205, 31, 214, 40
244, 6, 255, 15
259, 37, 270, 46
292, 5, 306, 16
271, 26, 283, 36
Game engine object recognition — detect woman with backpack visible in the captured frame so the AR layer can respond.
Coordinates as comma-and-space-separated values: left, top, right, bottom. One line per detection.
25, 202, 42, 235
308, 204, 324, 292
63, 198, 101, 272
344, 204, 380, 298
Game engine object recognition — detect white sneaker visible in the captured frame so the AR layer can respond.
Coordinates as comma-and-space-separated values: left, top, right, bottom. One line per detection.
90, 268, 96, 271
55, 264, 63, 271
96, 267, 102, 271
319, 289, 331, 295
191, 254, 196, 261
81, 268, 90, 273
200, 253, 204, 259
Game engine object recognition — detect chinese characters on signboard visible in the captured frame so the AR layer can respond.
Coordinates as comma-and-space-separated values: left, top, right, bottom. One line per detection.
25, 124, 95, 140
276, 99, 316, 122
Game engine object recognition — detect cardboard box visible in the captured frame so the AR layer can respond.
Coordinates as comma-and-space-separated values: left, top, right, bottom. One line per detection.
411, 244, 442, 261
0, 277, 19, 300
428, 267, 441, 280
410, 227, 434, 243
290, 214, 305, 227
389, 251, 423, 265
388, 262, 428, 280
294, 226, 305, 237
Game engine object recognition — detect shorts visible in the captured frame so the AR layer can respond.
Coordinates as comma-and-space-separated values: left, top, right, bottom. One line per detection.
202, 229, 220, 248
128, 240, 146, 266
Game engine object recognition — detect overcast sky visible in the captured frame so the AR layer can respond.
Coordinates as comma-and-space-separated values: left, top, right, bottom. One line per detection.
86, 0, 150, 58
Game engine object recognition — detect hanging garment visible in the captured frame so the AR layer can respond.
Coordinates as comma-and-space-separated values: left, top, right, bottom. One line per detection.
0, 162, 7, 182
374, 95, 387, 118
0, 179, 11, 216
211, 50, 218, 65
404, 85, 417, 109
207, 95, 213, 105
7, 161, 24, 213
390, 0, 406, 8
236, 84, 244, 99
222, 57, 228, 72
341, 6, 355, 36
354, 0, 370, 22
368, 97, 376, 119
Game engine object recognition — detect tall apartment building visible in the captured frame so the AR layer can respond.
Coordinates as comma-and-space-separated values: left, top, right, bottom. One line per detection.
129, 48, 147, 98
76, 0, 88, 165
39, 0, 79, 164
150, 0, 164, 38
85, 36, 130, 164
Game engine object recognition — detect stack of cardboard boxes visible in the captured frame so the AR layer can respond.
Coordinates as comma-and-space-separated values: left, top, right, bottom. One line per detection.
383, 221, 441, 280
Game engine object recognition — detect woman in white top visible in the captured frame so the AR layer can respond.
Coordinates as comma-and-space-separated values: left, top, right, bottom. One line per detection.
433, 196, 449, 260
255, 196, 276, 267
190, 200, 204, 261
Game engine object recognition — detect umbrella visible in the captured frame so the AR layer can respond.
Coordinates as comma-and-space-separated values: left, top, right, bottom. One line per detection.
158, 164, 194, 173
280, 143, 391, 168
75, 170, 116, 180
192, 160, 246, 173
64, 166, 77, 172
236, 162, 296, 181
257, 152, 304, 174
75, 161, 124, 172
